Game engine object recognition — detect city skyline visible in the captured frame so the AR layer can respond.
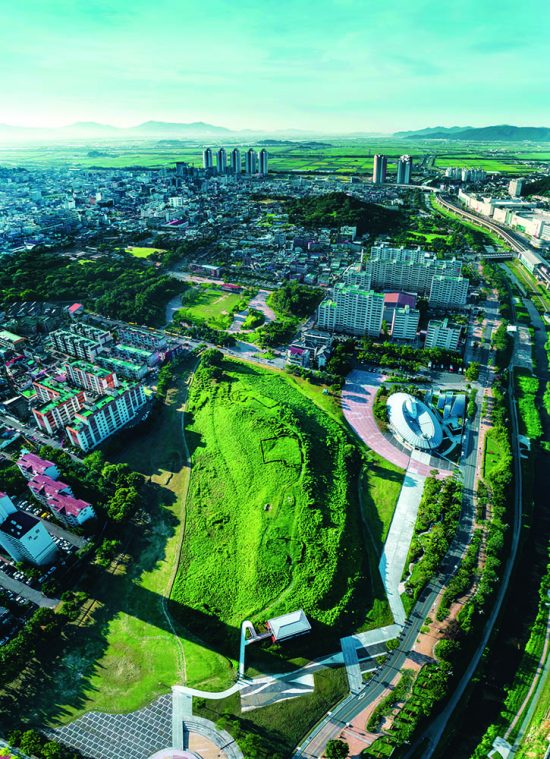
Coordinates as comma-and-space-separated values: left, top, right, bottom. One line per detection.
1, 0, 549, 133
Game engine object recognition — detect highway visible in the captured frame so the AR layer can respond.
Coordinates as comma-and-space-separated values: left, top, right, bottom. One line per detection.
434, 194, 531, 255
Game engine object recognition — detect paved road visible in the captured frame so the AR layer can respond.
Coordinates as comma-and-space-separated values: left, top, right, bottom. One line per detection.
0, 411, 83, 462
295, 297, 499, 757
404, 298, 522, 758
0, 569, 58, 608
436, 195, 532, 254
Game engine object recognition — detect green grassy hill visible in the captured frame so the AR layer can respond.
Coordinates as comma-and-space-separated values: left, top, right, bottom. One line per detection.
170, 354, 379, 673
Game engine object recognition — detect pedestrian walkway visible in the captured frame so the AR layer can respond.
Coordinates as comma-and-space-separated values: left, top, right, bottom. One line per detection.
342, 370, 453, 477
381, 468, 426, 627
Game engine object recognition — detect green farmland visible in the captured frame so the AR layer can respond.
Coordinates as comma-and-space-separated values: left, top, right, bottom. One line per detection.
0, 137, 546, 175
170, 353, 388, 685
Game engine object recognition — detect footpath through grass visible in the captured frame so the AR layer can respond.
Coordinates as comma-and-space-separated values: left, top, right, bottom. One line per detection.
171, 353, 387, 683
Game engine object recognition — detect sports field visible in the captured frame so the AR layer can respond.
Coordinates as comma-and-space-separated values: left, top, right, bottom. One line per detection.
125, 245, 166, 258
175, 285, 244, 330
170, 354, 387, 681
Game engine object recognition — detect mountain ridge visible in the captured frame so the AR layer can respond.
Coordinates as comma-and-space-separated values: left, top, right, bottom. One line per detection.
398, 124, 550, 141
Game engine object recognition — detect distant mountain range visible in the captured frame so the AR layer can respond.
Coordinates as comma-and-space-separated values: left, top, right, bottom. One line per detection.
396, 125, 550, 141
0, 120, 235, 139
394, 126, 472, 137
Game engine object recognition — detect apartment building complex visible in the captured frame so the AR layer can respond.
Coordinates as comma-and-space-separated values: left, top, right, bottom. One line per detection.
429, 275, 470, 309
316, 284, 384, 336
65, 360, 118, 395
361, 245, 466, 299
0, 492, 57, 566
49, 323, 113, 362
390, 305, 420, 340
32, 377, 86, 434
66, 382, 147, 452
425, 318, 462, 351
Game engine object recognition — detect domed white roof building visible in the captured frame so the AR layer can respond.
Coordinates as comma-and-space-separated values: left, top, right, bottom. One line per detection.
386, 392, 443, 451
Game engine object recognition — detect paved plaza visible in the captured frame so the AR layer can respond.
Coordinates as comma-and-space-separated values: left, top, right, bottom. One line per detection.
342, 370, 451, 477
46, 693, 172, 759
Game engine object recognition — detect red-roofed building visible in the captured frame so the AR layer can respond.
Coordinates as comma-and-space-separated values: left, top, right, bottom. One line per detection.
45, 492, 95, 527
383, 292, 417, 309
28, 474, 73, 506
68, 303, 84, 317
17, 453, 60, 481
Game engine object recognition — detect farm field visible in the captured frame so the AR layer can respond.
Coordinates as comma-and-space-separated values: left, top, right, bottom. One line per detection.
125, 245, 166, 258
175, 285, 245, 330
0, 138, 546, 175
170, 353, 390, 684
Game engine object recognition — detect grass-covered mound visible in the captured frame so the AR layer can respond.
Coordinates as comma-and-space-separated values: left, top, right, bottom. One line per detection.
171, 351, 373, 665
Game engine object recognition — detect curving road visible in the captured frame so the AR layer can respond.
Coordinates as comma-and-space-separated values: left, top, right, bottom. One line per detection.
404, 288, 524, 758
434, 194, 532, 255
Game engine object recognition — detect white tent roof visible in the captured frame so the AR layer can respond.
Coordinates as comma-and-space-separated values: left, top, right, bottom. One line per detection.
267, 609, 311, 640
387, 392, 443, 451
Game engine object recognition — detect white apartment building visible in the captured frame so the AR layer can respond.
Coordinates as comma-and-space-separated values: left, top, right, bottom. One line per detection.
0, 493, 57, 566
360, 246, 465, 297
66, 383, 147, 452
429, 275, 469, 308
391, 305, 420, 340
425, 318, 461, 351
316, 284, 384, 337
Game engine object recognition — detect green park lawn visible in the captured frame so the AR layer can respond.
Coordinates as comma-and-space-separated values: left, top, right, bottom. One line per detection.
515, 370, 543, 439
484, 427, 508, 479
170, 355, 391, 683
175, 285, 245, 330
125, 245, 166, 258
2, 360, 231, 725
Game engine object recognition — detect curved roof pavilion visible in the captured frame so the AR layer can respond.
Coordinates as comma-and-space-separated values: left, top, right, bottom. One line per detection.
386, 392, 443, 451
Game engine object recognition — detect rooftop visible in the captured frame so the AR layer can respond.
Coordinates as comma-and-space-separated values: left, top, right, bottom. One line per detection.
387, 392, 443, 451
267, 609, 311, 641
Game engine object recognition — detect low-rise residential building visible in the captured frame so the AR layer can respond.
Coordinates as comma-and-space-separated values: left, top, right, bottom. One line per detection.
425, 318, 461, 351
44, 492, 95, 527
113, 343, 159, 366
28, 474, 73, 506
17, 452, 60, 481
49, 329, 103, 362
0, 492, 57, 566
117, 326, 168, 352
66, 382, 147, 452
27, 473, 96, 527
98, 354, 148, 380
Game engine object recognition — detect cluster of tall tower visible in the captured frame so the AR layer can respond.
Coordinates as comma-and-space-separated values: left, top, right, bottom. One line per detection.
372, 154, 413, 185
202, 147, 268, 175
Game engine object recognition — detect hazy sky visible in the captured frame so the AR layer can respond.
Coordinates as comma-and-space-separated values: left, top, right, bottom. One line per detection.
1, 0, 549, 132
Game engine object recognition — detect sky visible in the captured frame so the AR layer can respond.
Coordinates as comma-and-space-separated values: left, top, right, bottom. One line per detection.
1, 0, 549, 133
